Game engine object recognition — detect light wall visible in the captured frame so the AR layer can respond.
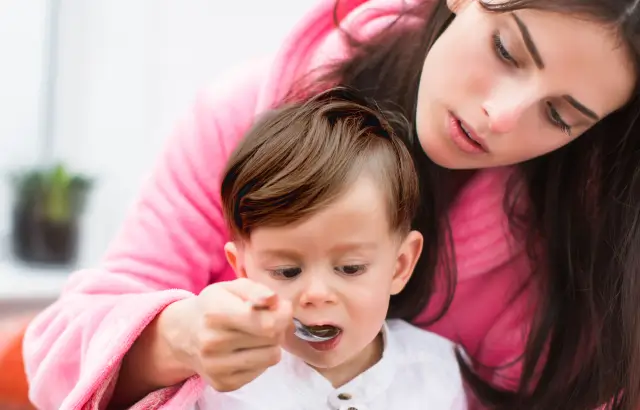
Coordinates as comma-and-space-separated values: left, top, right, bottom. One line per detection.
0, 2, 48, 239
0, 0, 318, 266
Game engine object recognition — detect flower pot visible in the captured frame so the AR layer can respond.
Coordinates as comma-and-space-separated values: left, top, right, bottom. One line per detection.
11, 204, 79, 265
9, 164, 92, 266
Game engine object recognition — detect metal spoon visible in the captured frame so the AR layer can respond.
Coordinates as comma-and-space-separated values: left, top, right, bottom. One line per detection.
251, 297, 340, 342
293, 318, 341, 342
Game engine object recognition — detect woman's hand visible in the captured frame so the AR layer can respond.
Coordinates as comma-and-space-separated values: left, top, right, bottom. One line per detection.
110, 279, 291, 407
161, 278, 293, 392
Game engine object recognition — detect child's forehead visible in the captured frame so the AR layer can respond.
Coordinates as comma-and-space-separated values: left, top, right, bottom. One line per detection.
245, 176, 398, 256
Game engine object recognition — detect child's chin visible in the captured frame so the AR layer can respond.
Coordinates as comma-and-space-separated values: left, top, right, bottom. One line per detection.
301, 353, 348, 370
284, 344, 349, 369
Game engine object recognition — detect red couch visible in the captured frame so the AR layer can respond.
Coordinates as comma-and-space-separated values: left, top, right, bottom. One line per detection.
0, 325, 35, 409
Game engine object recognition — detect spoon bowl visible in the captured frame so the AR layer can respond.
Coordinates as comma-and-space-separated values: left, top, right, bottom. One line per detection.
251, 299, 341, 342
293, 318, 341, 342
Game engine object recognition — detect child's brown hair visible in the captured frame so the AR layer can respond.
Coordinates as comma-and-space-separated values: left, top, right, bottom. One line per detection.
220, 87, 419, 241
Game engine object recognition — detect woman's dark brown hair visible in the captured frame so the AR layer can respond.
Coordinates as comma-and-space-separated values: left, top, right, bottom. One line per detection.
281, 1, 640, 409
220, 87, 420, 248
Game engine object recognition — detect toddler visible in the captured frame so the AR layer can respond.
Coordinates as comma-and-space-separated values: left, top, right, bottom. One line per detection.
197, 87, 467, 410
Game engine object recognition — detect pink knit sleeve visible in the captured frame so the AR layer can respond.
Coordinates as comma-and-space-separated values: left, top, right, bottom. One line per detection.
22, 60, 268, 410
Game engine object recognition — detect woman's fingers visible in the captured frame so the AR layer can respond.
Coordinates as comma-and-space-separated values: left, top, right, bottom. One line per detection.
200, 279, 293, 338
201, 345, 283, 392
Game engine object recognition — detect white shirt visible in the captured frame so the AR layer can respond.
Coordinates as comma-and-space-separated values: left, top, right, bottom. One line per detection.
195, 319, 468, 410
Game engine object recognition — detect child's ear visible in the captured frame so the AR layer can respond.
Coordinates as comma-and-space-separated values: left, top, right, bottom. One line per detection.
390, 231, 423, 295
224, 242, 246, 278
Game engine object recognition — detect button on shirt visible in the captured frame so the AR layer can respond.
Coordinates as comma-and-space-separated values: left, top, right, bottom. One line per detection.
195, 319, 467, 410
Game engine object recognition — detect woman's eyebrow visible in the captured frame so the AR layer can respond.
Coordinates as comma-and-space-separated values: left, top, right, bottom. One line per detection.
511, 13, 600, 120
511, 12, 544, 69
563, 94, 599, 120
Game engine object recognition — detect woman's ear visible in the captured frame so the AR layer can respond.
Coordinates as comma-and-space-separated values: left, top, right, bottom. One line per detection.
390, 231, 424, 295
224, 241, 247, 278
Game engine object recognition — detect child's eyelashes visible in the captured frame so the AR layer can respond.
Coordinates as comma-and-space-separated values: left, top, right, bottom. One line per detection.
268, 267, 301, 279
267, 264, 368, 279
335, 264, 368, 276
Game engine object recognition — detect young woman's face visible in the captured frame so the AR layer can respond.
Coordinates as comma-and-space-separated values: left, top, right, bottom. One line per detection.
415, 0, 636, 169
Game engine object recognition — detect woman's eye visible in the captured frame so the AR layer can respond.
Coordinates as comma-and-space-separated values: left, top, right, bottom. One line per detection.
493, 32, 517, 66
335, 265, 367, 276
269, 267, 301, 279
546, 102, 572, 136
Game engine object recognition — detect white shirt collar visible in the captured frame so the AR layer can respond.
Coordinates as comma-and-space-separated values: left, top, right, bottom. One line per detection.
196, 320, 467, 410
277, 321, 399, 407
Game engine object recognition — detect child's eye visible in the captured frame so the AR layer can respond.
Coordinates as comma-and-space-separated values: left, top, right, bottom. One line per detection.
493, 32, 518, 67
335, 265, 367, 276
269, 267, 301, 279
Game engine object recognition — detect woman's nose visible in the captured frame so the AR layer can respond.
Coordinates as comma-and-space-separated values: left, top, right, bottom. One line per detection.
482, 84, 537, 134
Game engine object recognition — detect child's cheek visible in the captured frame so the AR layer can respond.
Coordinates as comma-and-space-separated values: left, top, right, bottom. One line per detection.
282, 328, 304, 355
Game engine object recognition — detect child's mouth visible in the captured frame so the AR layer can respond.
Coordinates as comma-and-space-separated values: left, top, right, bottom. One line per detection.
305, 327, 344, 351
306, 324, 342, 339
293, 318, 342, 342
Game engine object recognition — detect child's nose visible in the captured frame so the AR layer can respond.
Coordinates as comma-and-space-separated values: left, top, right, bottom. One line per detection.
298, 275, 338, 307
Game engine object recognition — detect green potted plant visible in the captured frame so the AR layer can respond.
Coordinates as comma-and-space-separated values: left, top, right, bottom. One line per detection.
10, 163, 92, 265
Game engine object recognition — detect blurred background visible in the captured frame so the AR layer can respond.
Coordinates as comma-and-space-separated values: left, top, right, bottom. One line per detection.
0, 0, 316, 407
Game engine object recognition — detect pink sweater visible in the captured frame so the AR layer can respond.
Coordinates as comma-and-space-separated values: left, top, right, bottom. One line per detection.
22, 0, 535, 408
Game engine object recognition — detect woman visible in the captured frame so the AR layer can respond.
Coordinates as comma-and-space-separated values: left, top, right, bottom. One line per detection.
22, 0, 640, 409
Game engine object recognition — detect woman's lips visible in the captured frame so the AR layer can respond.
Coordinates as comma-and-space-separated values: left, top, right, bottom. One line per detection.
448, 112, 488, 154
